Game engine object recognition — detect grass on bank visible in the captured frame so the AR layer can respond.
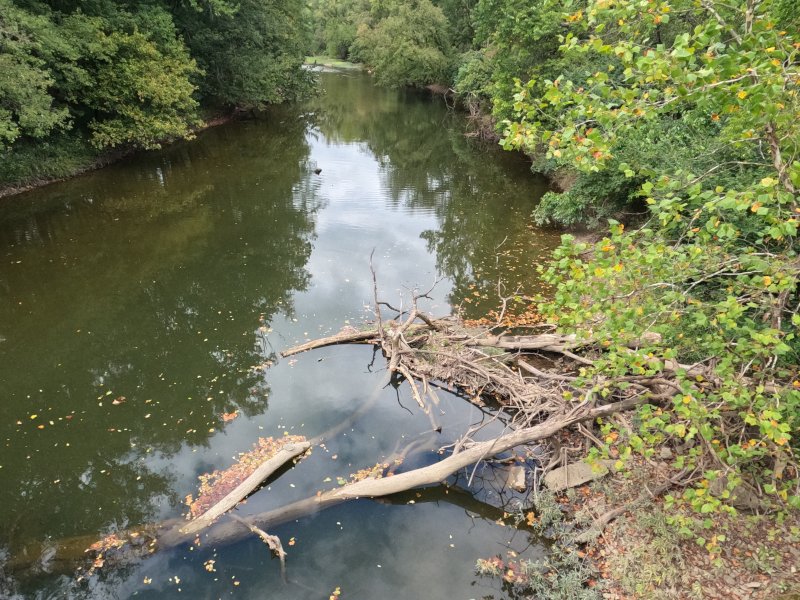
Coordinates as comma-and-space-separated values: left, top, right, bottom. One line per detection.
0, 107, 232, 197
304, 55, 362, 70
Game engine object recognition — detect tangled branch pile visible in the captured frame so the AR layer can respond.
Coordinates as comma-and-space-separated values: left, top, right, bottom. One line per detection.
282, 279, 797, 516
283, 305, 671, 438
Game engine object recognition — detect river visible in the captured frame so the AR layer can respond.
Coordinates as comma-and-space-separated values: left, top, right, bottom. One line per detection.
0, 70, 560, 598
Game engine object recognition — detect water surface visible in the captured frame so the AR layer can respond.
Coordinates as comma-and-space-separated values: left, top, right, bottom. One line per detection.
0, 71, 559, 598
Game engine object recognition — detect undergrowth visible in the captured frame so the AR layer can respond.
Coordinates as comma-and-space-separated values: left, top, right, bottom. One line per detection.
0, 131, 100, 190
476, 490, 602, 600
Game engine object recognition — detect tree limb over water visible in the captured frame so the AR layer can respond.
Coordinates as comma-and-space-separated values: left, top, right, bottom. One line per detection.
180, 440, 311, 536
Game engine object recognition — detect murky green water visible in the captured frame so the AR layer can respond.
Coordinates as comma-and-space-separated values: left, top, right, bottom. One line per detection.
0, 71, 559, 598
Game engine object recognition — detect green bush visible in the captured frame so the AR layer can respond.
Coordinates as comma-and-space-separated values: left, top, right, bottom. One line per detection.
453, 50, 494, 110
504, 0, 800, 515
352, 0, 454, 87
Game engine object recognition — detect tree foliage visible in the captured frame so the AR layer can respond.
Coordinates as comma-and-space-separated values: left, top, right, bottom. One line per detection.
309, 0, 371, 59
310, 0, 456, 87
0, 0, 69, 148
503, 0, 800, 514
0, 0, 312, 177
352, 0, 454, 87
63, 10, 201, 149
173, 0, 314, 108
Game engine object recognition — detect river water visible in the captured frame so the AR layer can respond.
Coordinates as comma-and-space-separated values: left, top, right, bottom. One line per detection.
0, 70, 560, 598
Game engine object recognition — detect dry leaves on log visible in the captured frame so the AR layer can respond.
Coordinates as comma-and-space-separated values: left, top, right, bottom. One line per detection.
185, 435, 307, 519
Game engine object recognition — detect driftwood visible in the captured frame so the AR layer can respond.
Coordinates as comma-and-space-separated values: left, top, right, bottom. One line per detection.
181, 441, 311, 535
168, 395, 647, 550
280, 329, 384, 357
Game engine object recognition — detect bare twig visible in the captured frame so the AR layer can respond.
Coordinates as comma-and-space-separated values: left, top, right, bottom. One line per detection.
228, 514, 287, 582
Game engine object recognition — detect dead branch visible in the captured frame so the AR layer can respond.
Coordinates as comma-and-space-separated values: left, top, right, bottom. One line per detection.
517, 357, 578, 382
572, 477, 677, 544
467, 333, 579, 352
370, 250, 387, 347
228, 513, 287, 582
189, 394, 652, 549
181, 441, 311, 535
280, 329, 379, 357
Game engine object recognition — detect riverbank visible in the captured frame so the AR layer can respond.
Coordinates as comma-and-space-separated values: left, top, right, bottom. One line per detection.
573, 459, 800, 599
304, 56, 363, 70
0, 112, 237, 202
475, 447, 800, 599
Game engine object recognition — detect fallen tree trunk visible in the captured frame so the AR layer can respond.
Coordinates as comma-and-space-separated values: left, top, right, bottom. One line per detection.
280, 327, 582, 359
65, 394, 654, 562
172, 395, 650, 549
12, 356, 668, 580
181, 440, 310, 535
326, 396, 644, 500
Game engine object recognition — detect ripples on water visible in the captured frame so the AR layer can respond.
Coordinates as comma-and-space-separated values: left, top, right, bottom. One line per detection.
0, 71, 560, 598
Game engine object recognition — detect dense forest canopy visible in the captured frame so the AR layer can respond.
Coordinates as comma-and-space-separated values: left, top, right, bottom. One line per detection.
0, 0, 313, 184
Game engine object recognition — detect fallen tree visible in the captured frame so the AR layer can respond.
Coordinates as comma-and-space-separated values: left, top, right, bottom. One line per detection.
70, 296, 682, 572
188, 395, 649, 549
25, 281, 770, 583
